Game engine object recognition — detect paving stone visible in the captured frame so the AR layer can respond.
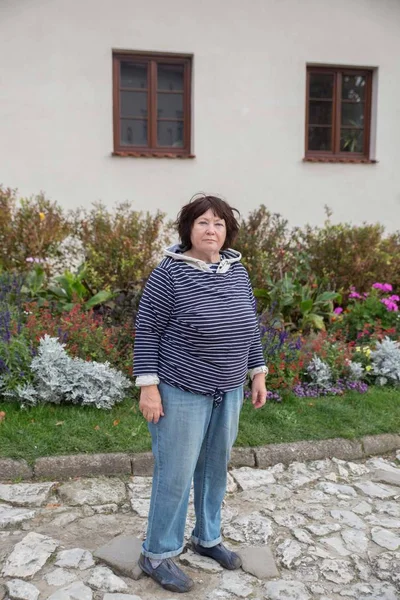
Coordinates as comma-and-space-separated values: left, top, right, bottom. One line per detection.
320, 536, 351, 557
5, 579, 40, 600
356, 582, 399, 599
317, 482, 358, 497
0, 505, 36, 528
0, 583, 6, 600
127, 477, 152, 499
55, 548, 95, 570
47, 581, 93, 600
229, 447, 256, 468
130, 498, 150, 518
223, 512, 273, 544
239, 545, 279, 579
292, 529, 314, 544
330, 510, 366, 529
220, 571, 254, 597
0, 482, 57, 507
354, 481, 400, 499
365, 514, 400, 528
346, 462, 370, 476
352, 501, 372, 515
44, 568, 78, 586
93, 535, 143, 580
92, 504, 118, 514
2, 532, 59, 579
320, 559, 355, 584
86, 566, 128, 592
264, 580, 311, 600
58, 478, 126, 506
371, 551, 400, 587
103, 595, 143, 600
272, 511, 307, 528
375, 500, 400, 517
276, 539, 302, 568
179, 549, 222, 573
50, 511, 81, 527
305, 523, 342, 536
131, 452, 154, 476
371, 527, 400, 550
341, 529, 369, 554
229, 466, 275, 490
371, 468, 400, 487
226, 472, 238, 493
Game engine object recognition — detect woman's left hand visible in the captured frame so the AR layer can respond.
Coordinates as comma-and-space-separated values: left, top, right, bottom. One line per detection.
251, 373, 268, 409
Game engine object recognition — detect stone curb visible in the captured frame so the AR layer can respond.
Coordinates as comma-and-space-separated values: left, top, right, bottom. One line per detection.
1, 433, 399, 482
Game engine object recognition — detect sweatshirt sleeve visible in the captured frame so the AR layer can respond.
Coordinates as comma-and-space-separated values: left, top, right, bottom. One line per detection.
246, 273, 267, 370
133, 267, 174, 376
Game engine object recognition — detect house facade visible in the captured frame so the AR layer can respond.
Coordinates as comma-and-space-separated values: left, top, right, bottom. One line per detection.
1, 0, 400, 229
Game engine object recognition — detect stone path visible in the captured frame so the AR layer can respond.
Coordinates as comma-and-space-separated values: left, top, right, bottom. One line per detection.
1, 451, 400, 600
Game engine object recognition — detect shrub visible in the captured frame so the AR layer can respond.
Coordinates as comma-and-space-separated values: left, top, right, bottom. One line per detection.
6, 335, 131, 408
0, 186, 71, 274
298, 209, 400, 297
73, 201, 172, 292
235, 205, 305, 288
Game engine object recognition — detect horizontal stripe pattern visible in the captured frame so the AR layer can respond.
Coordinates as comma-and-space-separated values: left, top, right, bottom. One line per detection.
133, 253, 266, 396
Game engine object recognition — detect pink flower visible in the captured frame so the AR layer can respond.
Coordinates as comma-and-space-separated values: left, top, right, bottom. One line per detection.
373, 282, 393, 292
349, 292, 362, 299
389, 295, 400, 302
334, 307, 343, 314
381, 298, 399, 311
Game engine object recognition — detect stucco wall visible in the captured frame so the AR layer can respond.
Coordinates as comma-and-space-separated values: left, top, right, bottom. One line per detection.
1, 0, 400, 229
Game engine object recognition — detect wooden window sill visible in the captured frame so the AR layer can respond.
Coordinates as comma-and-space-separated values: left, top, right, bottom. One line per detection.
112, 151, 195, 159
303, 156, 377, 164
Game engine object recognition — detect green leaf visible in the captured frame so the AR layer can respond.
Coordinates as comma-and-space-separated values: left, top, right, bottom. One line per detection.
316, 291, 341, 304
84, 291, 114, 309
253, 288, 269, 299
300, 299, 313, 314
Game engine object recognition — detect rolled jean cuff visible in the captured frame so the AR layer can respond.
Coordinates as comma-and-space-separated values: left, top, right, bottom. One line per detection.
191, 534, 222, 548
141, 543, 184, 560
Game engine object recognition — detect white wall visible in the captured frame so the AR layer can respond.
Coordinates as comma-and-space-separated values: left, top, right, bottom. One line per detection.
1, 0, 400, 230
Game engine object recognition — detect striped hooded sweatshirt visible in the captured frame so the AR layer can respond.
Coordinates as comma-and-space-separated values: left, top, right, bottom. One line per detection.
133, 244, 267, 399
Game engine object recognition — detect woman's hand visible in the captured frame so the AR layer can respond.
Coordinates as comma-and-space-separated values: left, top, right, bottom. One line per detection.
251, 373, 267, 409
139, 385, 164, 423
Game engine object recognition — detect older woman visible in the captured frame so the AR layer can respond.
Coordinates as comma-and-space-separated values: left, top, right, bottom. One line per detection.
133, 195, 268, 593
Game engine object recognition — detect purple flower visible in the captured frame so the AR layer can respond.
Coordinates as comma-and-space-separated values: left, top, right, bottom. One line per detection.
334, 307, 343, 315
389, 295, 400, 302
381, 298, 399, 312
373, 282, 393, 292
349, 292, 362, 299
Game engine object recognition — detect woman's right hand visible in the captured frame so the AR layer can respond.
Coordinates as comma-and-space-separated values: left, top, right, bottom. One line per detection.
139, 385, 164, 423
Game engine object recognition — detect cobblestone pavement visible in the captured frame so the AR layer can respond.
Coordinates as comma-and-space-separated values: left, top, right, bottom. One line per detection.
1, 451, 400, 600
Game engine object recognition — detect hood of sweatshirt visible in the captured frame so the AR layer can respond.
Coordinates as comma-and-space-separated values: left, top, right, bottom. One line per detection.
164, 244, 242, 273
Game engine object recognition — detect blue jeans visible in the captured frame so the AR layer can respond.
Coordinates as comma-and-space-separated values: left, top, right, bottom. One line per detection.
142, 382, 243, 559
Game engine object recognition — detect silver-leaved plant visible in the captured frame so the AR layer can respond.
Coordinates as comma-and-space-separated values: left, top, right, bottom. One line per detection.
7, 335, 131, 408
306, 355, 333, 389
370, 337, 400, 387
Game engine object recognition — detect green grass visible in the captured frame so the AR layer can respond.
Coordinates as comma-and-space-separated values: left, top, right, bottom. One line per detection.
0, 388, 400, 465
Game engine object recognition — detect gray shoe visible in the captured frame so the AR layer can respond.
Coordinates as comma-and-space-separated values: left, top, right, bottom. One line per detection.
138, 554, 194, 593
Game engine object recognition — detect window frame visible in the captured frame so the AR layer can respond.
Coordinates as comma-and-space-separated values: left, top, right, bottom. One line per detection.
112, 50, 193, 157
305, 65, 373, 162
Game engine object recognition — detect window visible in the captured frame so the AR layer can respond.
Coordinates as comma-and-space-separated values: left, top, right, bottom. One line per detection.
305, 66, 373, 162
112, 51, 192, 157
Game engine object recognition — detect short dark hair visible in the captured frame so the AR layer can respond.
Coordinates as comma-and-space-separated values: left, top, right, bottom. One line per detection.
176, 194, 240, 250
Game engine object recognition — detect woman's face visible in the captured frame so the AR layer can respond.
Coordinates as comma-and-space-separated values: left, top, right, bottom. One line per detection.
190, 209, 227, 255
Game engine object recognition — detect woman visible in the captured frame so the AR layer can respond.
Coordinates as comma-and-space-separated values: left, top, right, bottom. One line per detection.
133, 195, 268, 593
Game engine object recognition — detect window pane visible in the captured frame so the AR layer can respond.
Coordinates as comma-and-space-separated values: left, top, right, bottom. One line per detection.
158, 64, 184, 91
340, 129, 364, 153
309, 73, 334, 99
309, 100, 332, 125
120, 91, 147, 117
120, 119, 148, 146
157, 120, 184, 147
342, 75, 366, 102
157, 93, 184, 118
120, 62, 147, 89
308, 126, 332, 151
341, 103, 365, 127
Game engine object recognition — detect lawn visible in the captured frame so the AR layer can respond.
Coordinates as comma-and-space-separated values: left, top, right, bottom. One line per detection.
0, 387, 399, 465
